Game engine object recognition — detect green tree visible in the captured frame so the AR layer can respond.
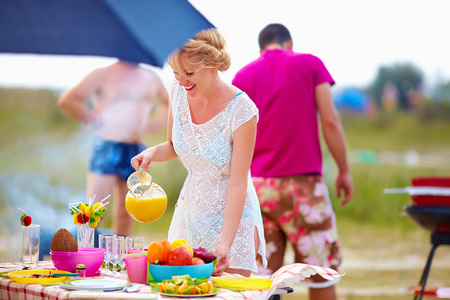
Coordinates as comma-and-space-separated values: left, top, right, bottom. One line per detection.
367, 63, 424, 110
433, 80, 450, 102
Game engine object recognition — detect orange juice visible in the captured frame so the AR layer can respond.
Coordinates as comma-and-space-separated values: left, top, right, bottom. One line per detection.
125, 195, 167, 223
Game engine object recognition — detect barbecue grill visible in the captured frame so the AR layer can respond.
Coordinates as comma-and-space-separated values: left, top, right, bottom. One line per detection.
385, 177, 450, 300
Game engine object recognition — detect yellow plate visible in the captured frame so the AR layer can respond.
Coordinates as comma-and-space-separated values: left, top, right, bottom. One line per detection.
8, 269, 71, 284
213, 276, 273, 290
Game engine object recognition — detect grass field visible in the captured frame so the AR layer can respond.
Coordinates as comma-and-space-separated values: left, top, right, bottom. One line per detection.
1, 88, 450, 298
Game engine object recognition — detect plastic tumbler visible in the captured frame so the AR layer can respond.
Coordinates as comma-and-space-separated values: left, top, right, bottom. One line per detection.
124, 254, 147, 283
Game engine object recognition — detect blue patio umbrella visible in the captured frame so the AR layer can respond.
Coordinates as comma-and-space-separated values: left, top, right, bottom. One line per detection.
0, 0, 214, 67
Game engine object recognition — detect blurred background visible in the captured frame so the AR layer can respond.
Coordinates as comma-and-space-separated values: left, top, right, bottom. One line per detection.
1, 0, 450, 299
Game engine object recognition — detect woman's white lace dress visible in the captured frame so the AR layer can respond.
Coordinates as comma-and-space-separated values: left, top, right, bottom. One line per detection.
167, 83, 267, 272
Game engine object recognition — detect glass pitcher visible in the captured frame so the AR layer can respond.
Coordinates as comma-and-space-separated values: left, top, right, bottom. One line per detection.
125, 171, 167, 223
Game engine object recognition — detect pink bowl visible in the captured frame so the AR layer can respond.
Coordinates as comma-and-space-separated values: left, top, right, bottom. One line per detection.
51, 247, 105, 277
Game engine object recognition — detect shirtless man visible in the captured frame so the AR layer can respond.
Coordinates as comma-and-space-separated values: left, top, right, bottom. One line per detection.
58, 60, 169, 236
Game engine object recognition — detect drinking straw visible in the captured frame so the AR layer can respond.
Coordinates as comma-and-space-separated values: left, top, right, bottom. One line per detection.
18, 207, 32, 264
87, 226, 93, 247
70, 205, 83, 214
81, 224, 85, 246
68, 197, 111, 247
100, 195, 111, 204
96, 201, 110, 212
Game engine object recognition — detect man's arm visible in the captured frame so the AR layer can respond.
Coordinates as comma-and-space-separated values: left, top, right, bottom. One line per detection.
143, 76, 169, 133
57, 68, 104, 125
316, 82, 353, 206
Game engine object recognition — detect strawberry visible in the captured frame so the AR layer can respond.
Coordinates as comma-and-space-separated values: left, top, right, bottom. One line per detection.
76, 214, 84, 224
77, 213, 89, 224
20, 214, 32, 226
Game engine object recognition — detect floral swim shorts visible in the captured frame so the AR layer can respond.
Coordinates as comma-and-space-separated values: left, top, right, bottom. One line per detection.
253, 174, 341, 273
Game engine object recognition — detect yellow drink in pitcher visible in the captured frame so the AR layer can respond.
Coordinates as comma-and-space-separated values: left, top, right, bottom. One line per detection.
125, 194, 167, 223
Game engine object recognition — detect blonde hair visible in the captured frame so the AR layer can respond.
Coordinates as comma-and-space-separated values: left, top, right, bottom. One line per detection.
168, 28, 231, 72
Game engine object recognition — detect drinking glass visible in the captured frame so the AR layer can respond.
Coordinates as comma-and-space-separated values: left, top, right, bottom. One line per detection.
132, 236, 145, 252
112, 236, 124, 277
22, 224, 40, 267
99, 234, 116, 275
125, 236, 134, 254
77, 223, 94, 248
105, 236, 116, 276
120, 237, 128, 278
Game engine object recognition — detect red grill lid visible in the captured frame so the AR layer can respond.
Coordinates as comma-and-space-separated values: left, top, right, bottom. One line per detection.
412, 177, 450, 207
412, 177, 450, 187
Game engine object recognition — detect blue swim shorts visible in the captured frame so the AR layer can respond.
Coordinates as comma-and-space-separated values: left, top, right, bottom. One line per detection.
89, 136, 147, 181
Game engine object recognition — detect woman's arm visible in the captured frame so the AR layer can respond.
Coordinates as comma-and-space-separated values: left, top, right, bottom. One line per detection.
131, 100, 177, 170
213, 115, 257, 275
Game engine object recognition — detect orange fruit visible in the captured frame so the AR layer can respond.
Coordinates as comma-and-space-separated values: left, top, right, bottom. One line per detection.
178, 281, 195, 295
157, 282, 166, 293
198, 281, 213, 293
165, 282, 177, 294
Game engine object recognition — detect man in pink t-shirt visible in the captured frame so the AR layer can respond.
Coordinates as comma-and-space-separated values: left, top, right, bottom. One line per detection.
233, 24, 353, 300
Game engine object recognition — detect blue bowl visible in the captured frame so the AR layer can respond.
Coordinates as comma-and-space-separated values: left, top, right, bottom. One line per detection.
149, 262, 214, 282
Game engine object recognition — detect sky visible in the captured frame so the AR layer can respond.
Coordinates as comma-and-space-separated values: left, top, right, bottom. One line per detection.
0, 0, 449, 91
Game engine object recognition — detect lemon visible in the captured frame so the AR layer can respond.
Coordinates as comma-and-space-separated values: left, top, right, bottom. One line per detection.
125, 194, 167, 223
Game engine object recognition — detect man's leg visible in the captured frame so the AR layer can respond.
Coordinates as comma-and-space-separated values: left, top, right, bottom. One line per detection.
112, 178, 133, 237
309, 279, 337, 300
87, 172, 116, 230
253, 177, 287, 273
288, 176, 340, 300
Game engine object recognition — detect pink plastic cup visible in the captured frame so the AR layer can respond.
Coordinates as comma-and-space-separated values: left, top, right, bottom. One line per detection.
124, 254, 147, 283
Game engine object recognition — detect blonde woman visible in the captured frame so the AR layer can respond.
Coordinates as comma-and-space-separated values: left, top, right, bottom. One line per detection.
131, 29, 266, 276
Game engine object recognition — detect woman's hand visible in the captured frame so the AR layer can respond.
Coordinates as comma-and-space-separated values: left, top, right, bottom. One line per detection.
131, 147, 155, 171
212, 242, 231, 276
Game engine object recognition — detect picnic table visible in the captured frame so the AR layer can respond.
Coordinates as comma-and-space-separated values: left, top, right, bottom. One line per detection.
0, 260, 342, 300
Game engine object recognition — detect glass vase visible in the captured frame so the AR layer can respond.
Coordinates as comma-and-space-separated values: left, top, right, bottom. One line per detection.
77, 223, 94, 248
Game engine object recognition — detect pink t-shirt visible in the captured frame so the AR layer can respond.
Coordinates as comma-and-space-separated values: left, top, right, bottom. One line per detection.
232, 49, 335, 177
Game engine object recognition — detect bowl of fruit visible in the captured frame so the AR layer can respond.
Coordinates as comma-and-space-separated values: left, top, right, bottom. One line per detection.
147, 239, 217, 282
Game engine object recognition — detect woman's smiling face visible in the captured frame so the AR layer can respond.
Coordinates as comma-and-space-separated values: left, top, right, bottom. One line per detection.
173, 56, 214, 95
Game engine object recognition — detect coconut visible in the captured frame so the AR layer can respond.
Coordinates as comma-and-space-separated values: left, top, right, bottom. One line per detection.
51, 228, 78, 252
